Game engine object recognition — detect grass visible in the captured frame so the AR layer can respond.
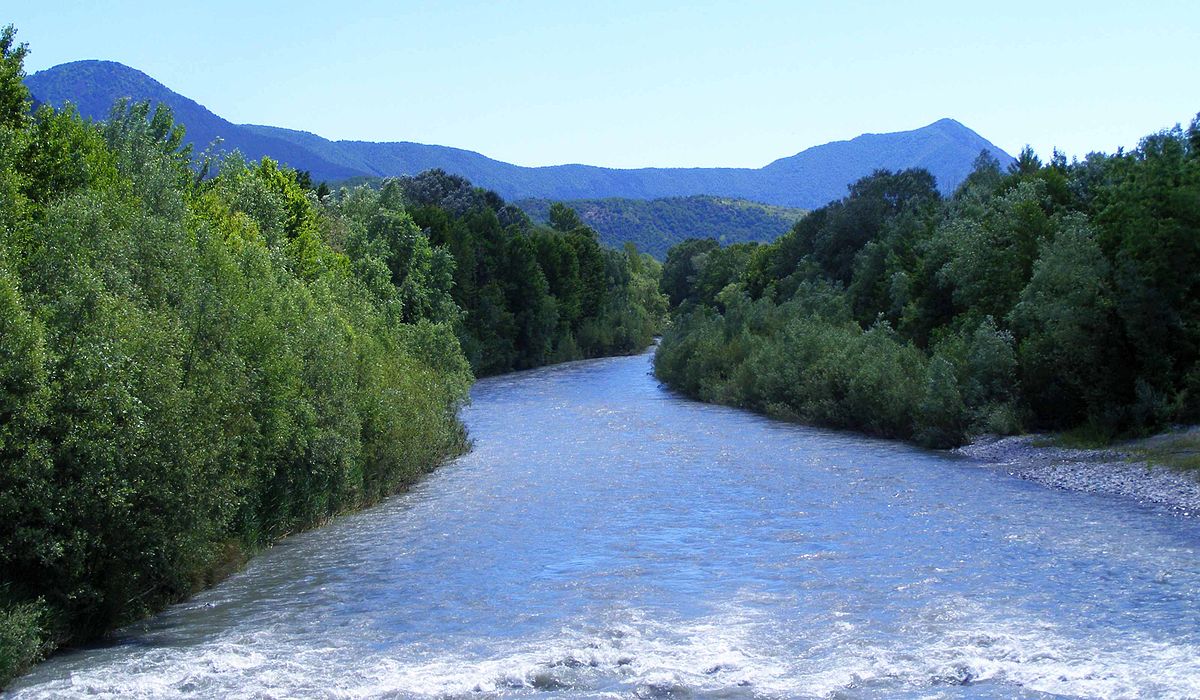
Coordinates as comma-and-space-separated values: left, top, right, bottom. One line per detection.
1122, 432, 1200, 474
1034, 425, 1200, 476
1044, 423, 1120, 449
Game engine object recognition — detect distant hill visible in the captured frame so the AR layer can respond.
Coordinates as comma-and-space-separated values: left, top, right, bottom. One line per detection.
26, 60, 1015, 209
519, 195, 805, 259
24, 61, 363, 180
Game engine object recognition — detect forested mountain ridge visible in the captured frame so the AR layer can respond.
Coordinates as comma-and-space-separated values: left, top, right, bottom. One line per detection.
26, 60, 1013, 208
518, 195, 806, 259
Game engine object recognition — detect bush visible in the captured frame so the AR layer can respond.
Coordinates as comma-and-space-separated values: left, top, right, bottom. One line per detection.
0, 600, 47, 687
916, 357, 968, 447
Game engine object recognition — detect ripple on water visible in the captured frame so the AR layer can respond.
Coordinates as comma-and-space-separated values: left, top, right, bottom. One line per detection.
8, 352, 1200, 699
11, 598, 1200, 699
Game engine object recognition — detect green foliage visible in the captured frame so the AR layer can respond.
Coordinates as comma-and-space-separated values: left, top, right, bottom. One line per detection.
0, 43, 636, 684
934, 180, 1054, 323
518, 195, 804, 259
656, 296, 952, 444
916, 357, 968, 448
339, 170, 666, 376
0, 600, 46, 683
660, 237, 720, 307
1010, 215, 1114, 428
657, 115, 1200, 446
548, 201, 585, 232
0, 26, 29, 130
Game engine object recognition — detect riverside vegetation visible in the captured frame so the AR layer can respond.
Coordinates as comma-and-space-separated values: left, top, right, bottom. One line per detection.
656, 117, 1200, 449
0, 27, 665, 686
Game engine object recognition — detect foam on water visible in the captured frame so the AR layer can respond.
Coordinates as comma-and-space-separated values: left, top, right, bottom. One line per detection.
12, 598, 1200, 699
8, 352, 1200, 699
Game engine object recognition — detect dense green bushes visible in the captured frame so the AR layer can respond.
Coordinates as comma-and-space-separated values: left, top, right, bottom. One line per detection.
656, 293, 979, 447
0, 89, 471, 686
336, 175, 667, 376
657, 116, 1200, 447
0, 27, 662, 686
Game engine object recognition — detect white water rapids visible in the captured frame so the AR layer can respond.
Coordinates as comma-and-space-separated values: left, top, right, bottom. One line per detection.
9, 351, 1200, 699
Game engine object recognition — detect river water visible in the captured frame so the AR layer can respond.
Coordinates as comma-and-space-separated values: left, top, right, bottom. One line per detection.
9, 350, 1200, 699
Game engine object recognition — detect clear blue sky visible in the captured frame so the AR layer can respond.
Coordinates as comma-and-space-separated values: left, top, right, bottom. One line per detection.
7, 1, 1199, 168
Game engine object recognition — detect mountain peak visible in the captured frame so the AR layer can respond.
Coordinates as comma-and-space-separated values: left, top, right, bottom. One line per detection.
25, 60, 1014, 207
923, 117, 995, 144
928, 117, 966, 130
26, 61, 367, 181
28, 60, 209, 123
762, 118, 1013, 196
30, 60, 166, 94
41, 58, 140, 71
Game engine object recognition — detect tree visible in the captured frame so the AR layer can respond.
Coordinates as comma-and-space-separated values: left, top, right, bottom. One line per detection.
935, 180, 1054, 323
660, 237, 719, 307
548, 202, 585, 233
1010, 215, 1115, 427
0, 26, 29, 130
1008, 145, 1042, 176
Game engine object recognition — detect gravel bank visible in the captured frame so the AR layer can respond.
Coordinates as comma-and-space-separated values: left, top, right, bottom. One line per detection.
956, 432, 1200, 517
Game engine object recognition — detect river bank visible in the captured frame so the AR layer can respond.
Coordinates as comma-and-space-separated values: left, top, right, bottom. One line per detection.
956, 428, 1200, 516
0, 346, 665, 691
11, 349, 1200, 699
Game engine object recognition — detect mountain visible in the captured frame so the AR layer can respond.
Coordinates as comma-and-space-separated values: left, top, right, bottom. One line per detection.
518, 195, 806, 260
244, 120, 1012, 208
25, 60, 1014, 208
24, 61, 363, 180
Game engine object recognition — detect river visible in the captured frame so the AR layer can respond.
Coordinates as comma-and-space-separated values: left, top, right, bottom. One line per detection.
8, 350, 1200, 699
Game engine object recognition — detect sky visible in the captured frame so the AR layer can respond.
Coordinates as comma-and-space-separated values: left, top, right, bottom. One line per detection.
7, 1, 1199, 169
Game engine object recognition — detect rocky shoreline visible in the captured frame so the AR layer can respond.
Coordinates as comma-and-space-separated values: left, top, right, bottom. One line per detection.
956, 430, 1200, 517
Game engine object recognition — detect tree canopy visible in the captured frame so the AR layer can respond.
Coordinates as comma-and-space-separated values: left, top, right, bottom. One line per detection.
0, 27, 664, 686
656, 118, 1200, 446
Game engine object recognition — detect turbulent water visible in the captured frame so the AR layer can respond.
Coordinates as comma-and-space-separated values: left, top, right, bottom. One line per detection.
9, 350, 1200, 699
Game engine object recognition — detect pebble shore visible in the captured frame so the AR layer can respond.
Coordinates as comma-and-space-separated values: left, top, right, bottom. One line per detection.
956, 432, 1200, 517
